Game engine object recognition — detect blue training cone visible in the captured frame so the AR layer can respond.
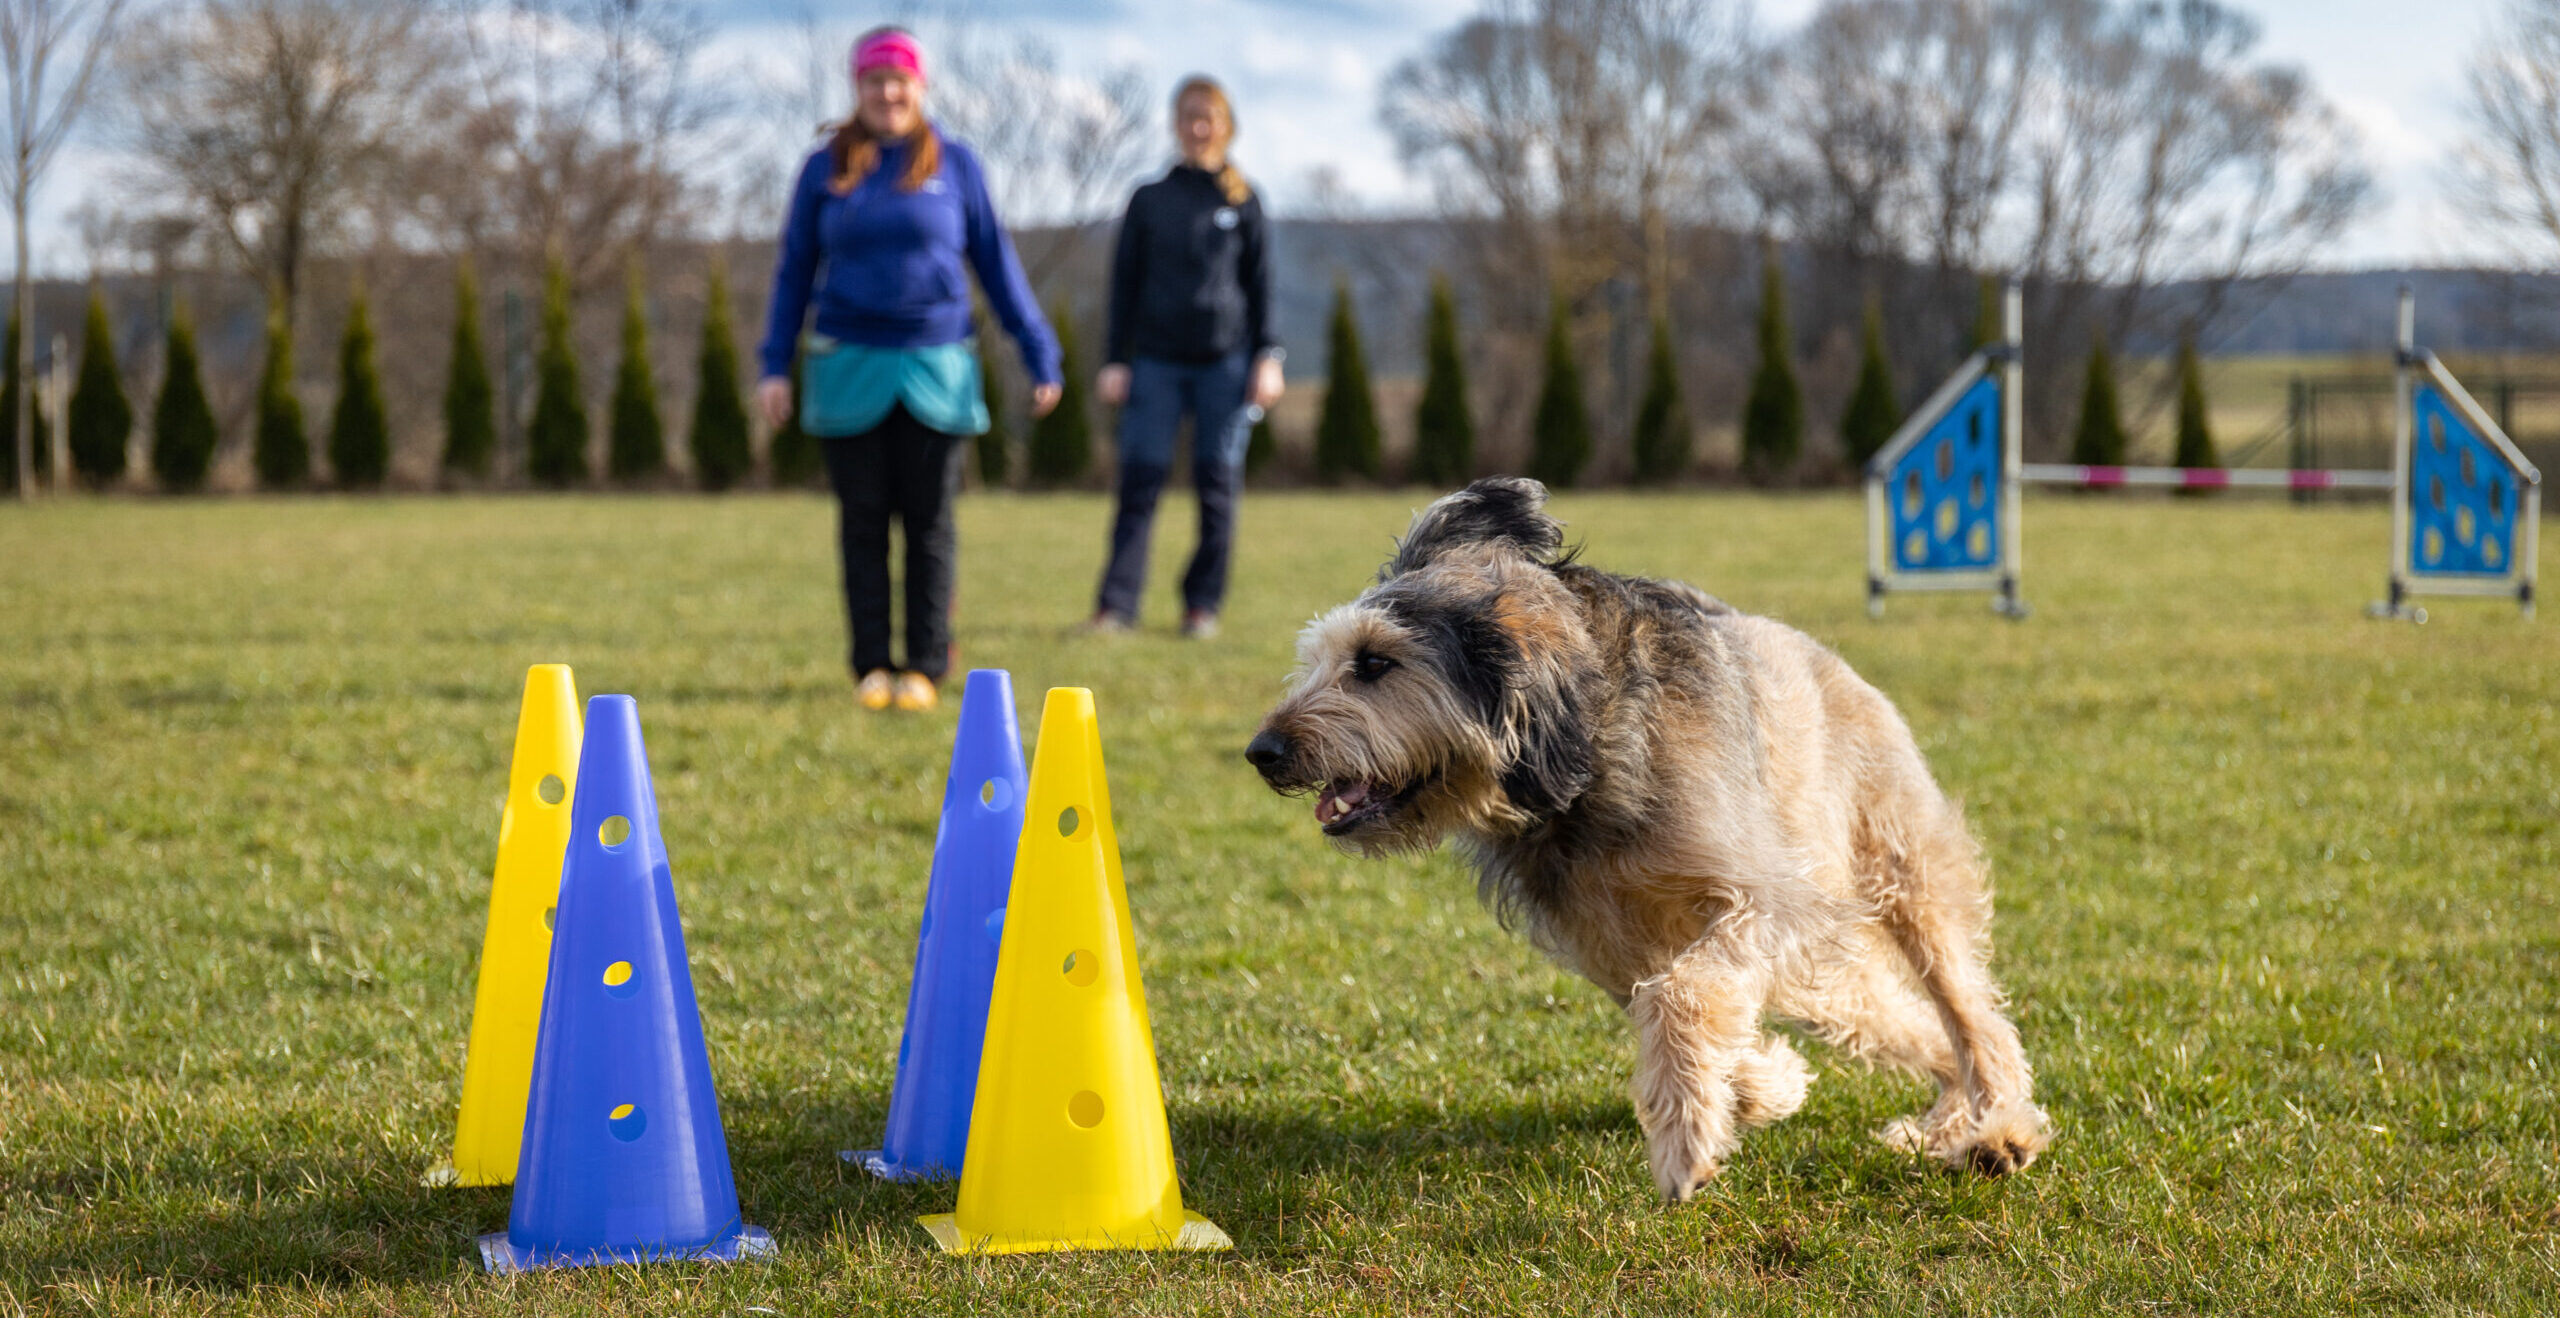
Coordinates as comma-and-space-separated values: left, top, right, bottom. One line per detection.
846, 669, 1028, 1181
480, 695, 774, 1273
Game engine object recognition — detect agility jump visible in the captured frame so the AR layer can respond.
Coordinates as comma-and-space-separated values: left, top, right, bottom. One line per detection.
1865, 286, 2541, 619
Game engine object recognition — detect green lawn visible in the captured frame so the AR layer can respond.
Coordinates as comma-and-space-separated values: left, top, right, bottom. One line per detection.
1, 490, 2553, 1315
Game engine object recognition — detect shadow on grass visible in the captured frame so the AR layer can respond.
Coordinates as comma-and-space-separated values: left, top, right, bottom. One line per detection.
13, 1165, 501, 1294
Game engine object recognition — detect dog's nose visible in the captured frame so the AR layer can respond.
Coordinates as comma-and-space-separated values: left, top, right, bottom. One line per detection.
1243, 729, 1290, 773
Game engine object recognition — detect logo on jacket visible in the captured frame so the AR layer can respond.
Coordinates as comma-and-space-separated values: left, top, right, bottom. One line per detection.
923, 177, 949, 194
1213, 207, 1238, 230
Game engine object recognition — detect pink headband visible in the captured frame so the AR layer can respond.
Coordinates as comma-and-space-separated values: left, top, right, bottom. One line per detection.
853, 31, 925, 84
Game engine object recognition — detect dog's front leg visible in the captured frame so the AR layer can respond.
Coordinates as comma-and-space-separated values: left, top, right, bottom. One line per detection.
1626, 934, 1780, 1203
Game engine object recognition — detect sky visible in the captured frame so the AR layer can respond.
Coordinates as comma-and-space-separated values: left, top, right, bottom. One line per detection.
16, 0, 2530, 274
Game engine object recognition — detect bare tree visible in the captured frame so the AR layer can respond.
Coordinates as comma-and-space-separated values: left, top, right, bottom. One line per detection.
421, 0, 726, 288
114, 0, 446, 325
2009, 0, 2369, 440
1380, 0, 1749, 453
2453, 0, 2560, 265
1722, 0, 2368, 447
1, 0, 127, 497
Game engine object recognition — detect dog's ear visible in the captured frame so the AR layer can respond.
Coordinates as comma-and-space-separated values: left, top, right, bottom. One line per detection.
1500, 677, 1595, 820
1383, 476, 1563, 580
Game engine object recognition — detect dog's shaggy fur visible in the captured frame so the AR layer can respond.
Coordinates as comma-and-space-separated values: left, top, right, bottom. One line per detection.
1245, 478, 2050, 1200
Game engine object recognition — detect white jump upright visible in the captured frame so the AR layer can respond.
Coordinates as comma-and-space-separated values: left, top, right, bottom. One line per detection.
1865, 282, 2027, 619
2374, 286, 2542, 621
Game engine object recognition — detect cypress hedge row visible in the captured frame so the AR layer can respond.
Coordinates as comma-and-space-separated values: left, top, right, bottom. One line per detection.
29, 265, 2226, 494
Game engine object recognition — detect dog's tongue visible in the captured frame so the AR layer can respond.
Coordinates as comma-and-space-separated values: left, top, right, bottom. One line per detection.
1318, 781, 1373, 824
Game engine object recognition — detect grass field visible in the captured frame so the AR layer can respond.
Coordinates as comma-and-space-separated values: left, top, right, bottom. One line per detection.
2, 489, 2554, 1315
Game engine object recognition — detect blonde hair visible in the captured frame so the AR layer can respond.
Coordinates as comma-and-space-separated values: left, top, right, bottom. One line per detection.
1174, 76, 1251, 206
830, 26, 940, 194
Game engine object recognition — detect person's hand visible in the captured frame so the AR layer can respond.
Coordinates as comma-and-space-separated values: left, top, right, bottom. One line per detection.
756, 377, 794, 430
1249, 355, 1285, 410
1095, 363, 1130, 407
1031, 383, 1063, 418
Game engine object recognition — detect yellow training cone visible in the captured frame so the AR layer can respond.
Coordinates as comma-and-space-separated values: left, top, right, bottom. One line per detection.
426, 664, 582, 1188
921, 687, 1229, 1254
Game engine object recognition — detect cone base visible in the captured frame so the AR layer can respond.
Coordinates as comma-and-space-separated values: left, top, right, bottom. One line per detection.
917, 1211, 1231, 1256
421, 1162, 509, 1190
842, 1148, 957, 1183
478, 1225, 776, 1273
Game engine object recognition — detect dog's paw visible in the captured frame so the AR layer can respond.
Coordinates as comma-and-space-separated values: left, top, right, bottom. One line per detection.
1934, 1102, 2051, 1176
1925, 1105, 2058, 1177
1652, 1150, 1720, 1204
1731, 1036, 1813, 1129
1875, 1115, 1929, 1154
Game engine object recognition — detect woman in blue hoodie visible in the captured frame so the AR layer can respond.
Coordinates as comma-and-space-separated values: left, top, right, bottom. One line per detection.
758, 26, 1060, 713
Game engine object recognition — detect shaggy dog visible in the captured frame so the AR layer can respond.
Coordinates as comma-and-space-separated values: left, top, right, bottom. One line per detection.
1244, 477, 2050, 1201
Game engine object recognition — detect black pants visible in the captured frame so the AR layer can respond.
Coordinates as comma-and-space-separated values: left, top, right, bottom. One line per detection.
819, 404, 968, 681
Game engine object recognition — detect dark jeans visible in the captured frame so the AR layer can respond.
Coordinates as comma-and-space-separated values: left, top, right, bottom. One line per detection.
819, 403, 968, 680
1095, 353, 1253, 622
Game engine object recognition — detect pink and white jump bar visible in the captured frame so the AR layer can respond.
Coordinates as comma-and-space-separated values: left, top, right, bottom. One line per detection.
2018, 464, 2397, 491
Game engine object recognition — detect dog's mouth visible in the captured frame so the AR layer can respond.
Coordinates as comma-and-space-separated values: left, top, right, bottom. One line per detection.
1315, 774, 1432, 835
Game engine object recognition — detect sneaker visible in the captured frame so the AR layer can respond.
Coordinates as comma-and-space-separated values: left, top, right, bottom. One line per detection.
893, 671, 939, 712
1081, 611, 1135, 636
856, 669, 895, 711
1180, 609, 1220, 640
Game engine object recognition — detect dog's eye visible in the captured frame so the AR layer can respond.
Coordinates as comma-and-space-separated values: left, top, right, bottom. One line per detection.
1352, 651, 1396, 683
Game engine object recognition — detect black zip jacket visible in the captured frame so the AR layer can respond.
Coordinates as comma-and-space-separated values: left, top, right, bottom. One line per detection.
1105, 163, 1277, 365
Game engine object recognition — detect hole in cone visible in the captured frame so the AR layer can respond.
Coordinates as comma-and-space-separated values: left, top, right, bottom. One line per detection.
599, 815, 632, 848
1067, 1091, 1104, 1129
979, 778, 1014, 811
602, 960, 636, 998
1058, 806, 1081, 837
542, 906, 555, 931
536, 774, 566, 806
608, 1103, 647, 1142
1062, 950, 1097, 986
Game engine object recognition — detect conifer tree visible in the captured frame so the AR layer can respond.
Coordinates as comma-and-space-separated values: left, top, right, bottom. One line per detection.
1967, 273, 2003, 354
1314, 278, 1382, 482
973, 321, 1009, 487
2171, 334, 2219, 489
607, 262, 665, 482
767, 352, 822, 487
1529, 290, 1592, 488
1839, 294, 1901, 468
1245, 408, 1276, 479
1739, 251, 1803, 483
1026, 299, 1092, 484
253, 290, 308, 489
150, 304, 218, 493
1630, 309, 1689, 485
327, 285, 390, 487
2070, 329, 2128, 468
2171, 332, 2218, 501
1410, 273, 1473, 487
66, 288, 130, 486
527, 252, 588, 486
689, 257, 752, 492
2, 312, 49, 491
442, 258, 497, 480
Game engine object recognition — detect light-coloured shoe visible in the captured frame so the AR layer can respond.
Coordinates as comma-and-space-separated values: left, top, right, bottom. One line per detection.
1181, 610, 1220, 640
857, 669, 896, 711
893, 671, 939, 712
1081, 611, 1135, 636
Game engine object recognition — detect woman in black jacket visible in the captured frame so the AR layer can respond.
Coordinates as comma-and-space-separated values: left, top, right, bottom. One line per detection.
1088, 76, 1284, 639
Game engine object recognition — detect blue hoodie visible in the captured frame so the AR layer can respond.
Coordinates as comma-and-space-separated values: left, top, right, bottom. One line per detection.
758, 129, 1061, 387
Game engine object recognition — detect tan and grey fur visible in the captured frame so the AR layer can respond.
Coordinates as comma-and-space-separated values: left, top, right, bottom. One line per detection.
1244, 478, 2049, 1201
